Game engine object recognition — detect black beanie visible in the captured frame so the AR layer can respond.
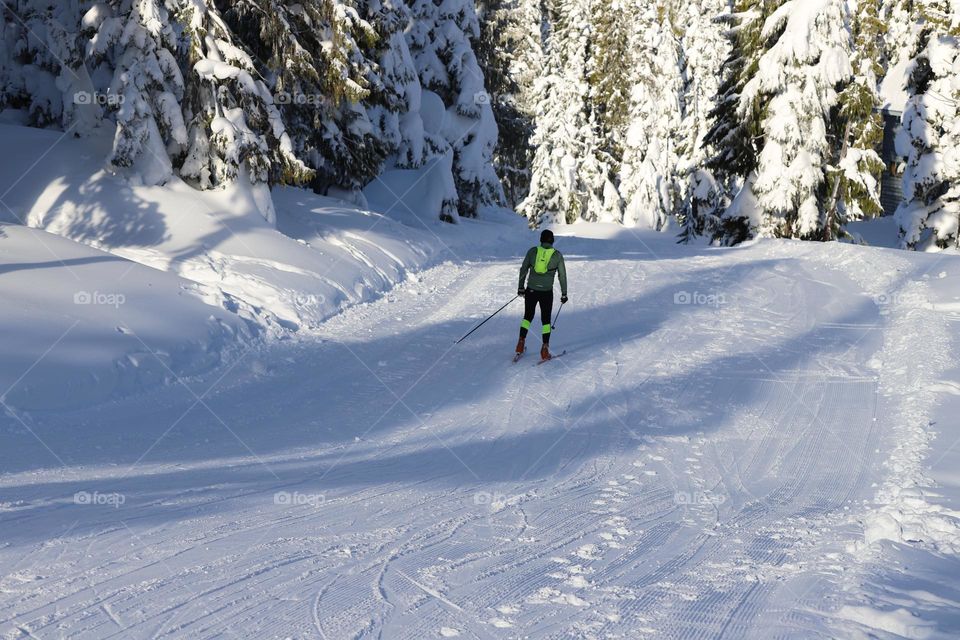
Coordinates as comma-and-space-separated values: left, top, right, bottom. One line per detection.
540, 229, 554, 244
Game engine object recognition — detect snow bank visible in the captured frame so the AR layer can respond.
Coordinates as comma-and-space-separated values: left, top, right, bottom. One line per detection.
363, 154, 458, 224
0, 123, 509, 337
854, 272, 960, 556
0, 123, 527, 408
0, 224, 250, 410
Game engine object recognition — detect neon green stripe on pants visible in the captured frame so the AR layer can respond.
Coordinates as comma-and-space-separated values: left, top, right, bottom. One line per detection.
542, 324, 551, 334
521, 319, 531, 330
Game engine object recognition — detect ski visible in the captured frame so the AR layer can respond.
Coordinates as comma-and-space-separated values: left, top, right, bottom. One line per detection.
536, 350, 566, 365
512, 351, 525, 363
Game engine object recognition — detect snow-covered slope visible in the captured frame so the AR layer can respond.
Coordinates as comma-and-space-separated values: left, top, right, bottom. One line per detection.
0, 123, 523, 410
2, 227, 959, 638
0, 223, 250, 410
0, 124, 518, 336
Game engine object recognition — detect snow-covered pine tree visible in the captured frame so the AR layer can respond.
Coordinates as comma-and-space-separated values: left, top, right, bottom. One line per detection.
0, 5, 11, 114
883, 0, 923, 65
85, 0, 189, 185
218, 0, 388, 195
718, 0, 854, 241
170, 0, 311, 210
703, 0, 772, 244
362, 0, 433, 171
895, 1, 960, 249
406, 0, 503, 218
675, 0, 729, 242
56, 2, 101, 136
1, 1, 93, 130
405, 0, 464, 220
619, 0, 684, 230
474, 0, 542, 207
576, 112, 622, 223
3, 1, 55, 125
3, 0, 511, 224
519, 0, 592, 225
824, 0, 885, 239
582, 0, 632, 223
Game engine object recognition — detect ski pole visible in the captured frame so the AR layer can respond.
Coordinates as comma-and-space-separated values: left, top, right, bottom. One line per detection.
455, 295, 519, 344
552, 302, 565, 331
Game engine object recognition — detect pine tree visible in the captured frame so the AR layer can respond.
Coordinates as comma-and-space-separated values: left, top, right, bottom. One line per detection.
519, 0, 592, 225
751, 0, 853, 239
583, 0, 633, 223
0, 6, 10, 113
709, 0, 853, 241
675, 0, 729, 242
87, 0, 189, 185
619, 1, 684, 230
824, 0, 885, 239
895, 1, 960, 249
474, 0, 542, 207
362, 0, 432, 171
406, 0, 504, 218
218, 0, 387, 195
172, 0, 312, 203
3, 0, 512, 225
703, 0, 773, 244
1, 1, 92, 129
883, 0, 922, 65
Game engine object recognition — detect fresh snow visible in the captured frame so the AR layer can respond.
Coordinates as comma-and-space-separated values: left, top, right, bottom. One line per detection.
3, 201, 960, 637
0, 124, 499, 336
3, 1, 960, 635
880, 55, 912, 114
0, 223, 249, 411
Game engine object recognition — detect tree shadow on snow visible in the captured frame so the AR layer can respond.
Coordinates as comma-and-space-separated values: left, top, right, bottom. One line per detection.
20, 172, 170, 250
0, 258, 889, 544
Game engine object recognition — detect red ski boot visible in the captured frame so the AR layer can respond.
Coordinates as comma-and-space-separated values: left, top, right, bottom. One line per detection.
540, 344, 552, 361
515, 337, 526, 355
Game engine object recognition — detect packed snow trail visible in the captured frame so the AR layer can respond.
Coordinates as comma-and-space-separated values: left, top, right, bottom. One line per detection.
1, 233, 958, 638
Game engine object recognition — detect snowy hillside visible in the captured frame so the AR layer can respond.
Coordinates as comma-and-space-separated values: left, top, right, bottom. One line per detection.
3, 217, 960, 637
0, 223, 249, 410
4, 0, 960, 637
0, 123, 521, 410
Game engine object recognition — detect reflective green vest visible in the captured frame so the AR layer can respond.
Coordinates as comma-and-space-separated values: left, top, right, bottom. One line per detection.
534, 246, 555, 274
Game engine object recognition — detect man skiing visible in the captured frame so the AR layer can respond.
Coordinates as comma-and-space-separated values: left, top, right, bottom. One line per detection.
516, 229, 568, 361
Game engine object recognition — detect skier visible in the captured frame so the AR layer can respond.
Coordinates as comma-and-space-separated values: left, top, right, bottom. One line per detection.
516, 229, 568, 361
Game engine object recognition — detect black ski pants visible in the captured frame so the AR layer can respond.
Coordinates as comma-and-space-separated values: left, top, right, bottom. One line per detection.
519, 289, 553, 344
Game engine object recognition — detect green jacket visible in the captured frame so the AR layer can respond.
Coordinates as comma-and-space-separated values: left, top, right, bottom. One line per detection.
519, 243, 567, 295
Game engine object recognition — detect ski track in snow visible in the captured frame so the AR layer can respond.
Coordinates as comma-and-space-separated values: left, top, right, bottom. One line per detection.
0, 238, 956, 638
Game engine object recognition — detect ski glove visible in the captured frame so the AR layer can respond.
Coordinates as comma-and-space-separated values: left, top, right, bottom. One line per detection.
518, 288, 526, 297
561, 295, 568, 304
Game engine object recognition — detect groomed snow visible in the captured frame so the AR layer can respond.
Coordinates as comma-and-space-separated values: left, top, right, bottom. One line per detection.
2, 208, 960, 637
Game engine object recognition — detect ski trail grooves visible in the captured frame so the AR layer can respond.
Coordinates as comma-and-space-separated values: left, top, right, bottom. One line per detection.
0, 239, 938, 639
